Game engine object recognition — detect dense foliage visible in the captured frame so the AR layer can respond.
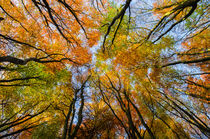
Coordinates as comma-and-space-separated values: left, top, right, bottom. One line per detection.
0, 0, 209, 138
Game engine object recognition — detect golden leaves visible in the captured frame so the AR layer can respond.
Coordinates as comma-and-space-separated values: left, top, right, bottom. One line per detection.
0, 0, 102, 71
71, 47, 92, 64
87, 30, 101, 47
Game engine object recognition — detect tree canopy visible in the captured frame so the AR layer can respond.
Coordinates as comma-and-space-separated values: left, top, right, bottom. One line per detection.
0, 0, 209, 138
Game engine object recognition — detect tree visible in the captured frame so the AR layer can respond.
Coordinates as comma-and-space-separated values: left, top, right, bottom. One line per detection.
93, 0, 209, 138
0, 0, 209, 138
0, 0, 101, 137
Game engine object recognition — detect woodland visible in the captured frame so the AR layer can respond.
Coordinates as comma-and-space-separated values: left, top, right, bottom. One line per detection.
0, 0, 209, 138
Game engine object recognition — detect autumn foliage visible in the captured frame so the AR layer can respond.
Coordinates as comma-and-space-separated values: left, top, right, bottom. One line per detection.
0, 0, 209, 138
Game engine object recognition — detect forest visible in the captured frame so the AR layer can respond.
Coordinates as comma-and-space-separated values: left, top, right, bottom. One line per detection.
0, 0, 209, 138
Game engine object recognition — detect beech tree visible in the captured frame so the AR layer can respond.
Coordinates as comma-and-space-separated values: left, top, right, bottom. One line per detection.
0, 0, 209, 138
